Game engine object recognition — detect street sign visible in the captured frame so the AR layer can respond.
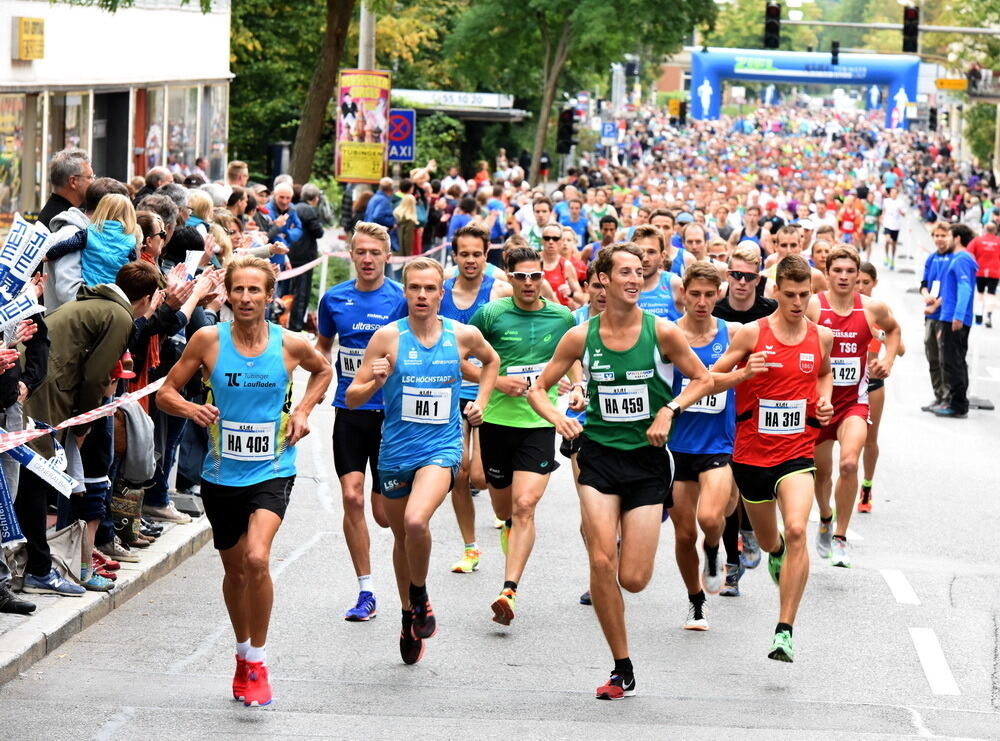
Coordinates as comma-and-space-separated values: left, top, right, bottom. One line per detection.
388, 108, 416, 162
600, 121, 616, 146
668, 99, 681, 118
935, 78, 968, 91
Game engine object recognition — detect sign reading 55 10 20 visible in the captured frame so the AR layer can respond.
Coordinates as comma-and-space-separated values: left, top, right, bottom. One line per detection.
388, 109, 416, 163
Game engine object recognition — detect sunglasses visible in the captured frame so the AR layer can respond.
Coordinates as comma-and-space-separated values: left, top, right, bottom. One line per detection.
708, 252, 728, 261
155, 230, 167, 240
728, 270, 759, 283
510, 271, 543, 281
541, 235, 562, 242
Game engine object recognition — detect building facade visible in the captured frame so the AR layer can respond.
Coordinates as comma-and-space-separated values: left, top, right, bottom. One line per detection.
1, 0, 231, 230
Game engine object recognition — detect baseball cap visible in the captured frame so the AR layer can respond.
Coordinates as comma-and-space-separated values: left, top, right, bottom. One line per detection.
766, 200, 778, 210
675, 212, 694, 224
112, 351, 136, 380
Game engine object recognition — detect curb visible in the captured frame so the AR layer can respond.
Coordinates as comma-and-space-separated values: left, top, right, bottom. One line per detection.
0, 517, 212, 685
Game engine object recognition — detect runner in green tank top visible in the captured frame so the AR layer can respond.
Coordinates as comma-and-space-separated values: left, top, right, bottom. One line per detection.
528, 242, 712, 701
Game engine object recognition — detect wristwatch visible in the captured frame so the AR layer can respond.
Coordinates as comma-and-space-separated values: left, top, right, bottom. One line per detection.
666, 400, 682, 417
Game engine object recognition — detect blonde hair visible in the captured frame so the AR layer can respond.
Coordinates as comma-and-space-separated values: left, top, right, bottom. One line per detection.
402, 257, 444, 285
210, 222, 233, 264
92, 193, 141, 246
187, 190, 214, 222
393, 193, 417, 224
225, 254, 275, 293
729, 244, 762, 268
351, 221, 391, 252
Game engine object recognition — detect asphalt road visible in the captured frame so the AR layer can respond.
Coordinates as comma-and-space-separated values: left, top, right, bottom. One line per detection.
2, 216, 998, 739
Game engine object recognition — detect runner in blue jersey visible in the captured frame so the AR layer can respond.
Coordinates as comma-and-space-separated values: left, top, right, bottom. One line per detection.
315, 222, 407, 623
651, 208, 694, 275
439, 224, 512, 574
633, 225, 684, 321
347, 257, 498, 665
158, 255, 332, 708
667, 263, 742, 632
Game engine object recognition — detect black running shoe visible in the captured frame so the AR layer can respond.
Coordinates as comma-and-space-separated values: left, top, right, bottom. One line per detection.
411, 596, 437, 639
400, 613, 425, 664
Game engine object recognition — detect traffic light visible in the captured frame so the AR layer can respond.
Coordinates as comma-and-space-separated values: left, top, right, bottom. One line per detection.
763, 2, 781, 50
678, 101, 688, 126
902, 6, 919, 53
831, 41, 840, 66
928, 107, 938, 132
556, 108, 577, 155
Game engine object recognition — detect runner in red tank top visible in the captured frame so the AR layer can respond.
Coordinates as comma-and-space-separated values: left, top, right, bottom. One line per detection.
806, 246, 901, 569
712, 255, 834, 663
540, 223, 583, 307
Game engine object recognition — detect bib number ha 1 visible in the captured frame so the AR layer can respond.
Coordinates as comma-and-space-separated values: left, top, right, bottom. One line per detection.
339, 346, 365, 379
598, 384, 650, 422
831, 356, 861, 387
221, 421, 276, 461
402, 386, 451, 424
757, 399, 806, 435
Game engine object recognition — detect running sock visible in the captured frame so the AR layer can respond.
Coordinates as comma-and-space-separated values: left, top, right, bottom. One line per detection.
236, 639, 251, 659
723, 511, 740, 565
771, 535, 785, 559
245, 644, 266, 664
503, 580, 518, 593
613, 656, 634, 679
408, 583, 428, 605
776, 622, 793, 636
861, 479, 873, 489
358, 574, 373, 593
703, 543, 720, 575
820, 515, 833, 525
465, 541, 478, 551
504, 518, 512, 528
832, 534, 847, 543
688, 590, 706, 606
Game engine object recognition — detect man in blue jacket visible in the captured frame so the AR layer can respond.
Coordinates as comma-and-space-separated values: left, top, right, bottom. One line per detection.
267, 183, 303, 256
936, 224, 978, 418
919, 222, 955, 412
363, 178, 398, 252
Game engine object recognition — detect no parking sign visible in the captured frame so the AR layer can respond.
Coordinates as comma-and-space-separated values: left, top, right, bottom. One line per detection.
388, 109, 416, 163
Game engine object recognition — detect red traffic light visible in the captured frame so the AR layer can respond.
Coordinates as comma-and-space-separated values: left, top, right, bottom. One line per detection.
766, 2, 780, 18
903, 6, 918, 21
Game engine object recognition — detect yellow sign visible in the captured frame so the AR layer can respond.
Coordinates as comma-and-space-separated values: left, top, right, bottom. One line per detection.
935, 78, 968, 91
335, 69, 391, 183
668, 99, 681, 117
13, 18, 44, 61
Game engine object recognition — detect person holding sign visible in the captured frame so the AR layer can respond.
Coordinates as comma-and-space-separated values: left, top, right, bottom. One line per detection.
158, 255, 332, 707
346, 258, 498, 664
315, 222, 406, 623
468, 246, 576, 627
526, 242, 711, 700
667, 263, 741, 630
712, 254, 835, 663
806, 246, 900, 568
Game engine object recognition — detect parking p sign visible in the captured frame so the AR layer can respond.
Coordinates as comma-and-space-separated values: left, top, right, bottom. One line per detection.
600, 121, 617, 146
388, 109, 416, 163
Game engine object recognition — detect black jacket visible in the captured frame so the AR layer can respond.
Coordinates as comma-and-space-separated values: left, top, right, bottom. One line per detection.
39, 194, 75, 231
0, 314, 50, 409
290, 202, 325, 267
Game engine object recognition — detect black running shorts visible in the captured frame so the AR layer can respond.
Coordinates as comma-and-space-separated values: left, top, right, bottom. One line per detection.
200, 476, 295, 551
478, 422, 558, 489
672, 451, 732, 483
577, 435, 674, 511
333, 407, 383, 488
731, 458, 815, 504
976, 276, 998, 295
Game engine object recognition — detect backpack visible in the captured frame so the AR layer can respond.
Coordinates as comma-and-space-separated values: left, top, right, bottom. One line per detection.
317, 193, 336, 227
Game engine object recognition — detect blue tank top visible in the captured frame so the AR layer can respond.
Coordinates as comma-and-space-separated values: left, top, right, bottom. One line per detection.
379, 317, 463, 471
203, 322, 296, 485
441, 275, 495, 399
669, 319, 735, 454
638, 271, 681, 321
670, 248, 687, 275
568, 305, 597, 423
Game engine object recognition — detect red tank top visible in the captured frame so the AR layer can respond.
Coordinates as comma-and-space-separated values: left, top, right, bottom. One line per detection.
818, 292, 872, 408
734, 318, 821, 466
543, 260, 571, 307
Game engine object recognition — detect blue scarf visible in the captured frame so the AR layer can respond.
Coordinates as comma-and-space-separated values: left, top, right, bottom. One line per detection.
82, 221, 137, 286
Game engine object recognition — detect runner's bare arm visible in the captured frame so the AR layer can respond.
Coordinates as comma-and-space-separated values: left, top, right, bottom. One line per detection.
157, 326, 220, 427
314, 332, 334, 364
526, 325, 587, 438
457, 324, 499, 427
711, 322, 768, 391
345, 325, 395, 409
709, 320, 760, 375
815, 326, 834, 424
284, 334, 333, 446
657, 319, 714, 408
867, 298, 902, 378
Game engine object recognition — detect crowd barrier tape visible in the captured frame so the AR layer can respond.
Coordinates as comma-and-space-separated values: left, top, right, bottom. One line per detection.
0, 467, 22, 545
321, 239, 448, 264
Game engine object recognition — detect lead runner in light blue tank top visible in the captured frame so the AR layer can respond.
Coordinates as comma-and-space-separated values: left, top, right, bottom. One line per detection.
346, 257, 499, 665
156, 255, 332, 707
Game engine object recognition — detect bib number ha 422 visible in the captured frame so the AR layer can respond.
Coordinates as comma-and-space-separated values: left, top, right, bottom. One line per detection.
831, 356, 861, 387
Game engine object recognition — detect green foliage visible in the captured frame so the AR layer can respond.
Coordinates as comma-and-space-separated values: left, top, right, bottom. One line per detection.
407, 112, 464, 171
70, 0, 213, 10
964, 104, 997, 165
706, 0, 819, 52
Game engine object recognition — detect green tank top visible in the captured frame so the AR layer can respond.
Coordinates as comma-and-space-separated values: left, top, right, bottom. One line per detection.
583, 311, 675, 450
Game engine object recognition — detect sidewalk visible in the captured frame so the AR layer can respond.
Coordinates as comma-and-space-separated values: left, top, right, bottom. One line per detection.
0, 516, 212, 685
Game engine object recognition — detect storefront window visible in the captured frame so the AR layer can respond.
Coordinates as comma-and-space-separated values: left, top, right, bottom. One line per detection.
47, 93, 90, 154
201, 83, 228, 182
0, 95, 25, 233
145, 87, 164, 171
167, 85, 198, 173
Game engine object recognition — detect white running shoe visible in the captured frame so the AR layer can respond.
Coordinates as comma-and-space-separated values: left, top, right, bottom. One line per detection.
816, 520, 833, 559
831, 538, 851, 568
683, 600, 709, 631
701, 548, 724, 595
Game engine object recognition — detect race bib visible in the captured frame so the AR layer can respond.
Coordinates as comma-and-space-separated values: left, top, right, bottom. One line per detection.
930, 280, 941, 298
402, 387, 451, 424
598, 384, 650, 422
842, 220, 854, 231
506, 363, 546, 390
338, 346, 365, 379
221, 421, 275, 461
757, 399, 806, 435
831, 356, 861, 386
681, 377, 727, 414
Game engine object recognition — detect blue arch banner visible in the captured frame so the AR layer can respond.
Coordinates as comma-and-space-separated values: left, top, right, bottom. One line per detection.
691, 47, 920, 129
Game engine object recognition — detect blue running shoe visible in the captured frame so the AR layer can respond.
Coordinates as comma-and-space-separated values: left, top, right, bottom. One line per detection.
22, 568, 85, 597
344, 590, 377, 621
740, 530, 761, 570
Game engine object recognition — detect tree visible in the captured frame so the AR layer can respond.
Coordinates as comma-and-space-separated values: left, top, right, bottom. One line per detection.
706, 0, 820, 53
447, 0, 716, 184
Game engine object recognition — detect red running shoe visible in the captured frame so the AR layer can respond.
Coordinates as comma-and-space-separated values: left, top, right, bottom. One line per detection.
596, 672, 636, 700
243, 661, 272, 707
232, 655, 248, 701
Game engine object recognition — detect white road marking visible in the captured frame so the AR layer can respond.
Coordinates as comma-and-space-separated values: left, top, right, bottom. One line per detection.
93, 706, 136, 741
909, 628, 961, 696
905, 706, 933, 738
880, 569, 920, 605
309, 432, 334, 512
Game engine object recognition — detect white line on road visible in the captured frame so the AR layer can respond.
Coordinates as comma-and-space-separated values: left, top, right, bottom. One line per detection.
909, 628, 961, 696
309, 431, 334, 513
880, 569, 920, 605
93, 706, 136, 741
167, 530, 334, 674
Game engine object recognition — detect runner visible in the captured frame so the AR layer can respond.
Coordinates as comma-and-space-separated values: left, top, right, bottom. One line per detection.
469, 246, 576, 626
527, 242, 712, 699
346, 257, 499, 664
968, 221, 1000, 328
540, 222, 585, 307
807, 246, 901, 567
632, 225, 683, 321
763, 225, 827, 296
315, 222, 407, 622
860, 191, 882, 260
650, 208, 693, 274
439, 224, 512, 574
711, 254, 835, 662
158, 255, 333, 706
669, 262, 739, 630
